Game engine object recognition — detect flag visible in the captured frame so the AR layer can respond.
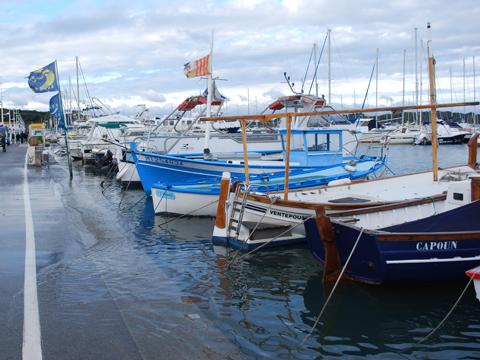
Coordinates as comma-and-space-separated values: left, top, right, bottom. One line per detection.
184, 54, 211, 78
49, 93, 65, 129
28, 62, 59, 93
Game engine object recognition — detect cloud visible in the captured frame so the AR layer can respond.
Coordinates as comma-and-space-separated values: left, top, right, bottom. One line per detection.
0, 0, 478, 115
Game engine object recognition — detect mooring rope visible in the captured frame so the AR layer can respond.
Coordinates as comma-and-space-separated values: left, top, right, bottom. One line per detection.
301, 227, 365, 345
156, 198, 220, 227
226, 215, 315, 268
241, 195, 278, 242
413, 276, 474, 346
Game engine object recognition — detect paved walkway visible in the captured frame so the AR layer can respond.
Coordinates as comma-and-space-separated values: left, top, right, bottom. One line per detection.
0, 144, 243, 360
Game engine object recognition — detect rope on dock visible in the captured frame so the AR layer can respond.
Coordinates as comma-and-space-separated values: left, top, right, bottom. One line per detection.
301, 227, 365, 345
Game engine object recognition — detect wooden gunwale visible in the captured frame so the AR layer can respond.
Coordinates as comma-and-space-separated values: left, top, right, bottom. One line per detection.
201, 101, 480, 122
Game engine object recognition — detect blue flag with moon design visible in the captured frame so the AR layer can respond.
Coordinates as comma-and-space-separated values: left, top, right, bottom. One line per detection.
49, 92, 65, 129
28, 62, 59, 93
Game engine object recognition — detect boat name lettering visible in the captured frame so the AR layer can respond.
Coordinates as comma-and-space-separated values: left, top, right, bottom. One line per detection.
415, 241, 458, 251
155, 189, 176, 200
269, 209, 304, 220
142, 155, 184, 166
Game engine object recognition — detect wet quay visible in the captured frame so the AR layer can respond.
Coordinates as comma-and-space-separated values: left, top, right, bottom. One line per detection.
1, 142, 480, 359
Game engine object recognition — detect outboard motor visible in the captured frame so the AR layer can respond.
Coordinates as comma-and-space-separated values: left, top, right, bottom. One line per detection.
95, 150, 113, 169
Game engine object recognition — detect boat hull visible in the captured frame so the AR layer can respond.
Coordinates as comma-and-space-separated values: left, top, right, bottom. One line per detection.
305, 201, 480, 284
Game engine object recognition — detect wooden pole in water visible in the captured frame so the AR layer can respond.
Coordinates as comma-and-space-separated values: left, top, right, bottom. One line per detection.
427, 23, 439, 182
240, 119, 250, 187
284, 115, 292, 201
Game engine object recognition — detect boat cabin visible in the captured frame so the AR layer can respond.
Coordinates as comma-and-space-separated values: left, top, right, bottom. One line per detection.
279, 128, 343, 166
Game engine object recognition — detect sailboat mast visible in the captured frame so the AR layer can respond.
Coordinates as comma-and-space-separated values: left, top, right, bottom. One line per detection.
419, 40, 424, 125
427, 23, 438, 181
375, 48, 379, 121
328, 29, 332, 104
402, 49, 406, 125
314, 43, 319, 97
414, 27, 419, 125
449, 67, 453, 103
474, 56, 477, 125
76, 56, 80, 122
204, 30, 214, 154
463, 56, 466, 117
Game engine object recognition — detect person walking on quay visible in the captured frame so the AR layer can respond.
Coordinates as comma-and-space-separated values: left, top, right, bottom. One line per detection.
0, 132, 6, 152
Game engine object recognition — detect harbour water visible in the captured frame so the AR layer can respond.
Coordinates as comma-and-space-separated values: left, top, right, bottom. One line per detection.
2, 143, 480, 359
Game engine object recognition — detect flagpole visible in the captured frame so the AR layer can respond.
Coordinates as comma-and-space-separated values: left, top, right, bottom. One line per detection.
54, 60, 73, 179
204, 30, 214, 157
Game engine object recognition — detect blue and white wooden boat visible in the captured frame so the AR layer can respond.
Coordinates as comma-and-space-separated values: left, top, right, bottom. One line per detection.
152, 154, 384, 216
132, 128, 380, 195
211, 132, 479, 252
305, 198, 480, 285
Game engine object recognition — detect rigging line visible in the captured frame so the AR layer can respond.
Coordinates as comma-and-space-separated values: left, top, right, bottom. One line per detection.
361, 62, 376, 110
240, 194, 276, 245
155, 198, 220, 227
395, 276, 474, 358
79, 61, 96, 116
227, 215, 315, 268
301, 227, 365, 345
308, 33, 329, 95
117, 163, 137, 207
301, 45, 315, 94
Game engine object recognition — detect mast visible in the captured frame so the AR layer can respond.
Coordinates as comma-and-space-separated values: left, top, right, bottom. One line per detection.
474, 56, 477, 102
402, 49, 406, 106
54, 61, 73, 179
419, 40, 424, 125
474, 56, 477, 124
375, 48, 379, 122
449, 67, 453, 103
402, 49, 406, 125
314, 43, 319, 97
414, 27, 419, 125
427, 22, 438, 181
328, 29, 332, 104
76, 56, 80, 122
204, 30, 214, 155
463, 56, 466, 117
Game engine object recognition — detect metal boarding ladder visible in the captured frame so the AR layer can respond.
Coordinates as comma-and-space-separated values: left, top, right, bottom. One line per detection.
227, 185, 250, 239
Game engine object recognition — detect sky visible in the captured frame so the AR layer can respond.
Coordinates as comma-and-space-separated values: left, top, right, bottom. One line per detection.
0, 0, 479, 117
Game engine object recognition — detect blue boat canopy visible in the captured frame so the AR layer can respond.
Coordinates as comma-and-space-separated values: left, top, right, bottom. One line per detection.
279, 128, 343, 167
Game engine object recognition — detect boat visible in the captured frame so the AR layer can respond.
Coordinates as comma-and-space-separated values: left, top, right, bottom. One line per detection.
466, 266, 480, 302
212, 158, 478, 250
382, 125, 419, 144
151, 130, 385, 216
132, 94, 362, 194
415, 119, 470, 145
305, 195, 480, 284
78, 114, 146, 165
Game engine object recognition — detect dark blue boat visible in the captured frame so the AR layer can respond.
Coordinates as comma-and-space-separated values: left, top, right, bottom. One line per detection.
305, 200, 480, 285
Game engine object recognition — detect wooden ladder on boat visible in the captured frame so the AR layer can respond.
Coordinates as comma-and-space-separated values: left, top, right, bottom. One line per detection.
227, 185, 249, 239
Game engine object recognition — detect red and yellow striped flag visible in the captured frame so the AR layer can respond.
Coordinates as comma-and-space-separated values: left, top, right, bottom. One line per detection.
184, 54, 211, 78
